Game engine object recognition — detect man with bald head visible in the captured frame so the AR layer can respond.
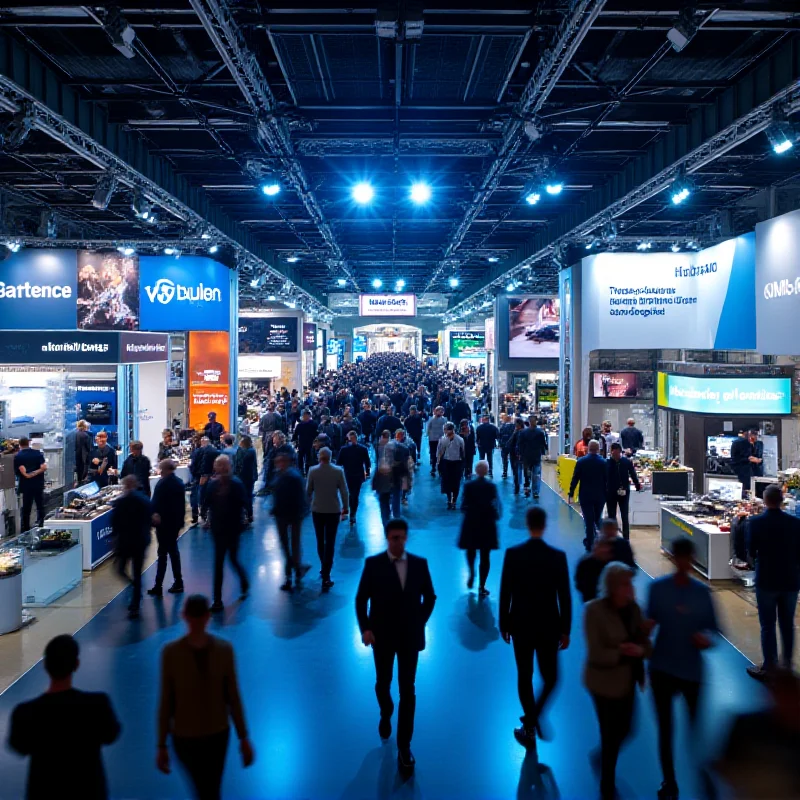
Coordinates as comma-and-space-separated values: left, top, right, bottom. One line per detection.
111, 474, 153, 619
568, 438, 609, 551
148, 459, 186, 597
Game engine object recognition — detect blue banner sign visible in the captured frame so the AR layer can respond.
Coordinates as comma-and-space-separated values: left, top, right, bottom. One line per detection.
657, 372, 791, 415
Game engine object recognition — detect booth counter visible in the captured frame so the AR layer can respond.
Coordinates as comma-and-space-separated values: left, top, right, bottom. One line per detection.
9, 529, 83, 606
0, 541, 23, 634
660, 504, 733, 580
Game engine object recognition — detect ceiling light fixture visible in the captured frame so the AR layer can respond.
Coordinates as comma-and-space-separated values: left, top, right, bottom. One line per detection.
336, 278, 347, 287
4, 240, 21, 253
131, 191, 152, 220
506, 280, 518, 292
91, 173, 117, 210
409, 182, 432, 205
449, 277, 459, 288
117, 246, 135, 256
667, 7, 698, 53
671, 243, 681, 253
208, 244, 219, 254
545, 182, 563, 195
395, 279, 406, 290
104, 6, 137, 59
372, 278, 383, 289
163, 246, 176, 255
286, 255, 299, 263
0, 103, 35, 152
352, 182, 375, 205
268, 294, 276, 301
765, 114, 797, 154
636, 241, 652, 251
261, 181, 281, 197
525, 192, 541, 206
487, 256, 499, 263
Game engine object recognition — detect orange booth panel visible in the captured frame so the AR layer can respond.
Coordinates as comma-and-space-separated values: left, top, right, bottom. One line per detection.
187, 331, 230, 431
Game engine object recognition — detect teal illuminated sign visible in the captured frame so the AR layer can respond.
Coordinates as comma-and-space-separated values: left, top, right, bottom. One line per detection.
657, 372, 791, 415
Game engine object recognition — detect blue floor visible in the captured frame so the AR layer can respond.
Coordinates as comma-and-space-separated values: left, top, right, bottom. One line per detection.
0, 458, 765, 799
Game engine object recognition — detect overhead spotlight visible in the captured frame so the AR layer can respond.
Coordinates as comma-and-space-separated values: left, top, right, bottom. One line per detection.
117, 246, 135, 256
636, 241, 652, 251
336, 278, 347, 287
268, 294, 276, 301
286, 255, 299, 263
523, 119, 548, 143
671, 170, 692, 205
487, 256, 499, 263
163, 246, 177, 255
352, 182, 375, 205
506, 280, 518, 292
525, 192, 541, 206
686, 240, 700, 250
0, 104, 35, 152
208, 244, 219, 254
667, 7, 698, 53
395, 279, 406, 290
482, 298, 492, 308
765, 114, 797, 155
545, 182, 563, 195
131, 191, 152, 220
261, 181, 281, 197
449, 276, 460, 288
91, 173, 117, 210
200, 230, 212, 240
586, 239, 599, 250
104, 6, 137, 59
372, 278, 383, 289
250, 278, 259, 288
4, 240, 21, 253
671, 243, 681, 253
409, 182, 432, 205
39, 209, 57, 239
602, 220, 618, 241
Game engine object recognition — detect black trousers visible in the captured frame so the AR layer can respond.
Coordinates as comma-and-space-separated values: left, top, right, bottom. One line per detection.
606, 492, 631, 540
650, 669, 701, 787
346, 480, 363, 516
173, 728, 230, 800
501, 449, 510, 475
410, 434, 422, 462
591, 691, 635, 800
312, 511, 340, 579
117, 546, 145, 610
466, 548, 491, 588
212, 530, 248, 603
429, 440, 439, 473
464, 454, 475, 479
297, 447, 313, 475
580, 497, 606, 549
275, 514, 303, 578
478, 445, 494, 472
154, 526, 183, 588
20, 488, 45, 532
242, 481, 254, 520
512, 635, 559, 728
373, 645, 420, 750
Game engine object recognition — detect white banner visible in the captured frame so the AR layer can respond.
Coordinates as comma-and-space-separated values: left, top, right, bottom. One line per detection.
359, 294, 416, 316
238, 355, 282, 378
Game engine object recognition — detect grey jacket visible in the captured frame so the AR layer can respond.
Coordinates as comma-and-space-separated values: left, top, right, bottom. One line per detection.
426, 415, 447, 442
306, 462, 349, 514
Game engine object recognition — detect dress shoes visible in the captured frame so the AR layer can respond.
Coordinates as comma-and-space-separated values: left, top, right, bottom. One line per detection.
279, 579, 293, 592
378, 717, 392, 740
168, 582, 184, 594
397, 748, 416, 773
147, 586, 163, 597
513, 726, 536, 749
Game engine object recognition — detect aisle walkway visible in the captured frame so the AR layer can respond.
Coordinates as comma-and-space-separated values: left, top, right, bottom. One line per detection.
0, 462, 765, 799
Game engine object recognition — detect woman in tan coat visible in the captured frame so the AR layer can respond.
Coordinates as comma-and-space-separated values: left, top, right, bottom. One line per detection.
583, 562, 652, 800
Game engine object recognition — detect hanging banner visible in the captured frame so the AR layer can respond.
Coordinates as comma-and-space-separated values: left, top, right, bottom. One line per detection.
656, 372, 791, 415
359, 294, 416, 317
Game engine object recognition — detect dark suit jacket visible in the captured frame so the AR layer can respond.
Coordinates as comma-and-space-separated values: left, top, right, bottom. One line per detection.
151, 472, 186, 532
120, 454, 152, 497
517, 426, 548, 464
356, 552, 437, 651
203, 476, 248, 535
110, 490, 152, 552
451, 400, 472, 424
499, 538, 572, 639
233, 447, 258, 487
746, 508, 800, 592
75, 429, 91, 478
270, 467, 307, 519
336, 442, 371, 486
569, 453, 608, 502
606, 456, 640, 495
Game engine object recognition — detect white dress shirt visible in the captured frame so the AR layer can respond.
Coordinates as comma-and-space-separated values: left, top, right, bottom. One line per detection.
388, 550, 408, 589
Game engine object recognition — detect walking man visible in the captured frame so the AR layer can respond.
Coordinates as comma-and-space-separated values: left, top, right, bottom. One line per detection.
437, 422, 465, 509
292, 409, 319, 476
306, 447, 348, 590
270, 452, 309, 592
148, 459, 185, 597
568, 439, 609, 551
336, 430, 371, 524
157, 595, 254, 799
517, 417, 548, 499
356, 518, 437, 774
426, 406, 447, 477
746, 483, 800, 679
606, 442, 641, 541
499, 506, 571, 747
403, 406, 424, 465
475, 415, 500, 477
203, 456, 250, 613
13, 437, 47, 532
233, 436, 258, 525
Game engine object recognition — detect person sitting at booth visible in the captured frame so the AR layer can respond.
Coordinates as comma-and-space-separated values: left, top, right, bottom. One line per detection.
88, 431, 117, 489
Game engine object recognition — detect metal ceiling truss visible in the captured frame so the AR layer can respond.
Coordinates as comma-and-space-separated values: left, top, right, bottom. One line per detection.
446, 37, 800, 320
0, 32, 331, 319
188, 0, 359, 291
421, 0, 607, 297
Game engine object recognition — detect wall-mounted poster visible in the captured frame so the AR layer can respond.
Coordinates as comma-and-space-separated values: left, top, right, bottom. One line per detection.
449, 330, 486, 359
238, 317, 298, 354
77, 251, 139, 331
422, 335, 439, 356
508, 296, 560, 358
187, 331, 230, 430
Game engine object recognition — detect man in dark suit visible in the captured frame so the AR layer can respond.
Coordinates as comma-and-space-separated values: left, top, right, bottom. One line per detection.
568, 439, 609, 551
746, 484, 800, 680
475, 415, 500, 477
605, 442, 641, 541
270, 451, 310, 592
8, 634, 120, 799
111, 475, 152, 619
203, 411, 224, 444
730, 430, 753, 497
499, 506, 571, 748
748, 429, 764, 478
451, 394, 472, 426
336, 430, 371, 524
356, 518, 436, 774
74, 421, 91, 484
619, 418, 644, 455
147, 459, 185, 597
120, 440, 152, 498
517, 417, 548, 499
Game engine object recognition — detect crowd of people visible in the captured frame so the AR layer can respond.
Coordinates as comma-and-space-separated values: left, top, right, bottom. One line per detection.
5, 353, 800, 800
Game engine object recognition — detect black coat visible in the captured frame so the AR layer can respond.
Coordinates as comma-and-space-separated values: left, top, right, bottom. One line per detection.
233, 447, 258, 487
75, 429, 91, 479
606, 456, 640, 496
747, 508, 800, 592
517, 426, 548, 465
574, 538, 637, 603
451, 400, 472, 424
569, 453, 608, 503
120, 454, 152, 497
403, 414, 424, 441
270, 467, 307, 519
293, 419, 319, 450
499, 538, 572, 639
458, 476, 500, 550
619, 426, 644, 453
475, 422, 499, 450
356, 552, 437, 651
88, 445, 117, 489
375, 414, 403, 436
151, 472, 186, 532
110, 490, 152, 553
336, 442, 371, 486
202, 476, 247, 535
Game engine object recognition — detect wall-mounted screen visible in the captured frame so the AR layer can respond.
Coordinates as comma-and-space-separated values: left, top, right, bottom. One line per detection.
449, 330, 486, 359
77, 251, 140, 331
707, 435, 738, 458
302, 323, 317, 351
238, 317, 297, 354
657, 372, 791, 415
592, 372, 651, 400
422, 335, 439, 356
508, 296, 560, 358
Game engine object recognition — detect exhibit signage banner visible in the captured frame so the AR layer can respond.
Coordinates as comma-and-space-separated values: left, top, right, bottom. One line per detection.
582, 233, 755, 352
139, 256, 230, 332
449, 330, 486, 359
187, 331, 230, 430
0, 250, 78, 330
0, 330, 167, 364
656, 372, 791, 415
120, 332, 169, 363
422, 335, 439, 356
756, 208, 800, 354
359, 294, 416, 317
302, 322, 317, 351
353, 335, 368, 353
91, 512, 115, 566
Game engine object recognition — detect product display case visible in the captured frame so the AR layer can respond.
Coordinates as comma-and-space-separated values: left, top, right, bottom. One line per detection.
15, 528, 82, 606
0, 538, 23, 634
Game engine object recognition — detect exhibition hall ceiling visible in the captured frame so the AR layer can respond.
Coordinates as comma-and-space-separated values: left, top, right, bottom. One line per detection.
0, 2, 797, 317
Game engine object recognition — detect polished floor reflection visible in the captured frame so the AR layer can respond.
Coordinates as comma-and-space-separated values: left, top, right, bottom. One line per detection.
0, 461, 766, 799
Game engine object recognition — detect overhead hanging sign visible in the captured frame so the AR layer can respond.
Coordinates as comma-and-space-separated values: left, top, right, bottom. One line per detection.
581, 233, 755, 352
656, 372, 791, 416
0, 330, 167, 364
359, 294, 417, 317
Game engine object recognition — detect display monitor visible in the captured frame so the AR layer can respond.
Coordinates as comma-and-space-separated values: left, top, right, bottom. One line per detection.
591, 371, 650, 399
508, 296, 560, 358
76, 481, 99, 498
752, 477, 780, 500
449, 330, 486, 359
651, 470, 691, 498
76, 250, 140, 331
706, 476, 742, 500
238, 317, 297, 354
81, 401, 113, 425
707, 435, 738, 458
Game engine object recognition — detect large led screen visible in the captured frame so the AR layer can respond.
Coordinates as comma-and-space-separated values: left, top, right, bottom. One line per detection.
592, 372, 651, 400
238, 317, 298, 354
657, 372, 791, 416
508, 296, 560, 358
449, 331, 485, 359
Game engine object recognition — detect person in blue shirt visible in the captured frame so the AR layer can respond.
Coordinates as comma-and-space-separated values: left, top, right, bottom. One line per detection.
14, 437, 47, 532
568, 439, 609, 551
646, 537, 719, 800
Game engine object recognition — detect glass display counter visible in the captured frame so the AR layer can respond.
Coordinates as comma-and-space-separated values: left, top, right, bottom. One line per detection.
0, 538, 23, 634
14, 528, 82, 606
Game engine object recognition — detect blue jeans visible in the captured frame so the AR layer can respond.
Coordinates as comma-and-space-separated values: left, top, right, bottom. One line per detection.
579, 498, 606, 549
755, 588, 799, 668
523, 462, 542, 496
